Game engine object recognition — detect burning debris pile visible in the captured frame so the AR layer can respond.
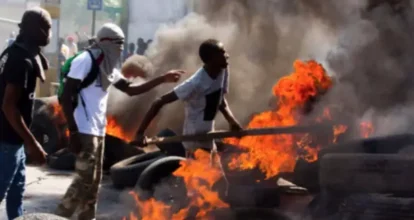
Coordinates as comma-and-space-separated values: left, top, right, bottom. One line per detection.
226, 60, 334, 178
123, 60, 374, 220
226, 60, 374, 179
125, 150, 227, 220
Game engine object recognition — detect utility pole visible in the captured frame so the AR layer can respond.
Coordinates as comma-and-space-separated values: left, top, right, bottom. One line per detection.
92, 9, 96, 36
87, 0, 102, 36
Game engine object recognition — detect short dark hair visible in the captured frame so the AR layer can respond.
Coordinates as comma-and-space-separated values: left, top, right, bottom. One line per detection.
199, 39, 221, 63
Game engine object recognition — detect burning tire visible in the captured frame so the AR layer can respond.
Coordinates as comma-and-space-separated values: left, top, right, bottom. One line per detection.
104, 135, 145, 171
135, 156, 187, 212
320, 153, 414, 193
136, 156, 186, 193
155, 129, 186, 157
110, 151, 165, 189
14, 213, 69, 220
47, 148, 76, 171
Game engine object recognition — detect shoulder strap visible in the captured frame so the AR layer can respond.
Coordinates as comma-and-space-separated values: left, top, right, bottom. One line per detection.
79, 49, 104, 90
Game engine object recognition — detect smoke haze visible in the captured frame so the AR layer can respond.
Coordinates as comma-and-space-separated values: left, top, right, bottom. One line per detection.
108, 0, 414, 138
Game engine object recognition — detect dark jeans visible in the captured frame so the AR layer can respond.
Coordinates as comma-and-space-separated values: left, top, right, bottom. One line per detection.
0, 142, 26, 220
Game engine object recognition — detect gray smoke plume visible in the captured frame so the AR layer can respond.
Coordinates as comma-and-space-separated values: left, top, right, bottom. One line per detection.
108, 0, 337, 136
108, 0, 414, 139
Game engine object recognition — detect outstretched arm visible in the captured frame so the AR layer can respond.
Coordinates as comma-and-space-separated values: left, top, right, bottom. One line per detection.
219, 97, 242, 130
136, 91, 179, 136
114, 70, 185, 96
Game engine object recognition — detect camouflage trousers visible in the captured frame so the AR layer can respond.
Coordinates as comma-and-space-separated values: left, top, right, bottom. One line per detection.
55, 134, 104, 220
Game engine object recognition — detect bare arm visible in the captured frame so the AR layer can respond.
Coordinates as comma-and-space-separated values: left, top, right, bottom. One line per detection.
113, 76, 165, 96
136, 91, 179, 135
114, 70, 184, 96
2, 84, 37, 146
219, 97, 241, 128
60, 77, 81, 132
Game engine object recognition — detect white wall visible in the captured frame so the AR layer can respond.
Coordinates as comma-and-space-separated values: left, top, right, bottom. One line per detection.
128, 0, 188, 43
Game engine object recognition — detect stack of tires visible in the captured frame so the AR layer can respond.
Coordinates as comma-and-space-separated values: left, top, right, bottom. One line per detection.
110, 130, 306, 219
31, 97, 144, 171
109, 129, 184, 189
29, 97, 60, 164
305, 134, 414, 220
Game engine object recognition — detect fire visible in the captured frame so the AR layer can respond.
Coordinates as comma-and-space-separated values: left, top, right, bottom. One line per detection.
123, 59, 376, 220
333, 125, 348, 143
225, 60, 334, 178
126, 192, 172, 220
172, 150, 229, 219
360, 121, 374, 138
48, 102, 132, 141
125, 150, 228, 220
106, 116, 134, 142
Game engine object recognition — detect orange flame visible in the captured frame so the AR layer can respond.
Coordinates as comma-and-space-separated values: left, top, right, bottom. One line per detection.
360, 121, 374, 138
106, 116, 135, 142
333, 125, 348, 143
48, 102, 132, 141
125, 150, 228, 220
128, 192, 172, 220
225, 60, 334, 178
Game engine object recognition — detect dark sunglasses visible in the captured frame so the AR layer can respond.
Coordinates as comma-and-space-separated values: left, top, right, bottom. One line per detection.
100, 37, 124, 45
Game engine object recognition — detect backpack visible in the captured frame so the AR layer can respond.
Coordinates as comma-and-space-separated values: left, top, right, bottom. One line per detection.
57, 49, 104, 109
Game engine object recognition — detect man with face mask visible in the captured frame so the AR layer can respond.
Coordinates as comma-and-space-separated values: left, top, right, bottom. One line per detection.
0, 7, 51, 220
55, 23, 184, 220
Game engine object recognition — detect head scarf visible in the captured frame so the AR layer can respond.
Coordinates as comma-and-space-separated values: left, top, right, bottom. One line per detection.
15, 7, 51, 82
17, 7, 52, 47
90, 23, 125, 91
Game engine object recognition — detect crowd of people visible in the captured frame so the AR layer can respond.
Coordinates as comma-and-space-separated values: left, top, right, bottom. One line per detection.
0, 6, 241, 220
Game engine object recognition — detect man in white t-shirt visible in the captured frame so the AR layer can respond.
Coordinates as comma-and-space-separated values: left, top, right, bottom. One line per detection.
55, 23, 184, 220
136, 39, 242, 158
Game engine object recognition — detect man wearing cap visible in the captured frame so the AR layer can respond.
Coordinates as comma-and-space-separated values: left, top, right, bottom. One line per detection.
55, 23, 184, 220
67, 36, 78, 57
0, 7, 51, 220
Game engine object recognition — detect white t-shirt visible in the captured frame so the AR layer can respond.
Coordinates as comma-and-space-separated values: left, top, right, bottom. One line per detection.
67, 51, 124, 137
173, 67, 229, 150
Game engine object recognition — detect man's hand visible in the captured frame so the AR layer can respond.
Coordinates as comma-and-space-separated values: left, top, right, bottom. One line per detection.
25, 139, 47, 165
230, 121, 243, 131
162, 70, 186, 83
68, 132, 82, 155
132, 134, 148, 148
230, 121, 243, 139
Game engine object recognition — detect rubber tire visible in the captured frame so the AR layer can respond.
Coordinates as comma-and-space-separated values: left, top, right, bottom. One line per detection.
319, 134, 414, 157
293, 159, 319, 193
14, 213, 69, 220
28, 111, 59, 164
104, 135, 145, 171
47, 148, 76, 171
110, 151, 165, 189
155, 129, 186, 157
338, 194, 414, 220
212, 208, 292, 220
136, 156, 186, 192
320, 153, 414, 193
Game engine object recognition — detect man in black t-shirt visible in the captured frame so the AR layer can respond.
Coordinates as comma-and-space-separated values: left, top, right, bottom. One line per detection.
0, 7, 51, 220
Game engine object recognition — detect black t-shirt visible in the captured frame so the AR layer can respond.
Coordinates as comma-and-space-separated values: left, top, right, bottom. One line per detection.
0, 44, 38, 145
